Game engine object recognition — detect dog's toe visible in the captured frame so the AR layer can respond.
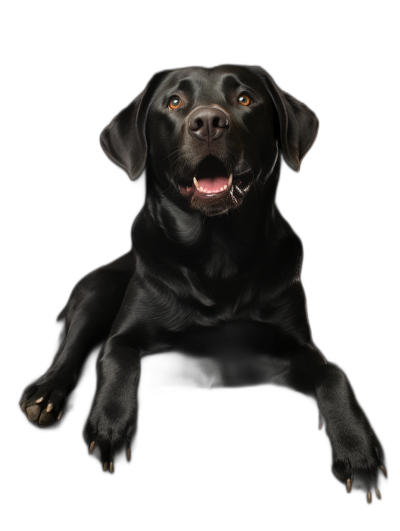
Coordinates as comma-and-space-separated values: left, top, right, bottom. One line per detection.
84, 405, 137, 473
20, 383, 66, 427
26, 404, 41, 422
332, 448, 387, 502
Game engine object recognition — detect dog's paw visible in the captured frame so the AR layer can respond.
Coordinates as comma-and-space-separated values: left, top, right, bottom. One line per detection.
329, 431, 387, 503
83, 401, 137, 473
20, 382, 66, 426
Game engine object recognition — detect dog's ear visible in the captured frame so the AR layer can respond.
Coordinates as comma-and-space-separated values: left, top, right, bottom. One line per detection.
250, 66, 319, 172
100, 71, 169, 180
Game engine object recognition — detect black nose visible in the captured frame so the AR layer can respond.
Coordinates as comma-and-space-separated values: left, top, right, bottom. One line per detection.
188, 107, 229, 142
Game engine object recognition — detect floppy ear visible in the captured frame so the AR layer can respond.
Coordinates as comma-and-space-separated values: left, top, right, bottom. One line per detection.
100, 71, 169, 180
250, 66, 319, 172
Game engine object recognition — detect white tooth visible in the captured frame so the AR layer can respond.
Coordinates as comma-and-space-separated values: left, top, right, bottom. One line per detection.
228, 173, 233, 187
199, 186, 203, 191
193, 177, 199, 189
220, 187, 223, 191
223, 185, 227, 190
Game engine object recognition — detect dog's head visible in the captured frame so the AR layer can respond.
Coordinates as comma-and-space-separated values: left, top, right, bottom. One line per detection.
101, 66, 318, 216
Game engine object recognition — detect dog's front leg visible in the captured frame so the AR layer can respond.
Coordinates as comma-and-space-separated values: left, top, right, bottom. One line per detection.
20, 252, 134, 426
84, 342, 140, 472
285, 349, 387, 500
83, 275, 173, 472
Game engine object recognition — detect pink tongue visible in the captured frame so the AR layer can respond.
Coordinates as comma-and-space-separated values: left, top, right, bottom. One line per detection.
197, 176, 228, 192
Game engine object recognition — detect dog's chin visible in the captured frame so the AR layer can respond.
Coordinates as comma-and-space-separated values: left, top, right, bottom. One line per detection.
177, 155, 253, 216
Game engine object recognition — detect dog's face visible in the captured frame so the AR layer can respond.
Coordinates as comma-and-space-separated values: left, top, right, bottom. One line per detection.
145, 66, 278, 216
100, 65, 319, 216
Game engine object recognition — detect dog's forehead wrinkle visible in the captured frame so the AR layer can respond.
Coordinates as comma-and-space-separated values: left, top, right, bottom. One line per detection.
159, 67, 257, 104
160, 67, 210, 89
220, 73, 243, 91
163, 78, 196, 98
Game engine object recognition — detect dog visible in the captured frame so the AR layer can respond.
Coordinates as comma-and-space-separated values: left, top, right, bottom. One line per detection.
20, 65, 386, 502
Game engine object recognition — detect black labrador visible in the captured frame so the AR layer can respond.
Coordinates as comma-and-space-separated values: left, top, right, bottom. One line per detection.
20, 65, 386, 502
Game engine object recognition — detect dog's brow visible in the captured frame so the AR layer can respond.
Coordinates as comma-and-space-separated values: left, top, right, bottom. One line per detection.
221, 74, 242, 90
174, 78, 194, 93
220, 73, 260, 102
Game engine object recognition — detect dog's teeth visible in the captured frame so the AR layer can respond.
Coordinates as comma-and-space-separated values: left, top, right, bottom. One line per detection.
193, 177, 199, 188
228, 173, 233, 186
223, 185, 227, 190
199, 187, 203, 191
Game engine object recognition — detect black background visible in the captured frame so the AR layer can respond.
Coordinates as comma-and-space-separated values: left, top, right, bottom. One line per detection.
7, 10, 399, 529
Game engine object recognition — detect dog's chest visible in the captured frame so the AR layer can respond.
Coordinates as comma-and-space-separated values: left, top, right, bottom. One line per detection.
141, 305, 294, 388
134, 270, 302, 388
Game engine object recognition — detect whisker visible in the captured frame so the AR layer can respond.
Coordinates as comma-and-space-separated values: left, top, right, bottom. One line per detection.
170, 154, 186, 169
160, 148, 181, 163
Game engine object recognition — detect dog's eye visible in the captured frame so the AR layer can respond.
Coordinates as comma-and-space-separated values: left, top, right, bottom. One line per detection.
168, 96, 183, 110
238, 93, 251, 106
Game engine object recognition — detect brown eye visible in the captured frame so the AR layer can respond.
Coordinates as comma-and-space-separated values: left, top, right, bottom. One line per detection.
169, 96, 182, 110
238, 93, 251, 106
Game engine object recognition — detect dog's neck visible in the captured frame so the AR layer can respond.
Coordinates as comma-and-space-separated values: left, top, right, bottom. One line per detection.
140, 159, 281, 280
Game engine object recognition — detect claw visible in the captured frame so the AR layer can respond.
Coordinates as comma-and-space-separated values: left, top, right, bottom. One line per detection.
57, 411, 63, 421
110, 462, 114, 473
103, 462, 108, 471
89, 441, 95, 454
46, 403, 53, 413
36, 397, 44, 404
375, 487, 381, 500
127, 448, 131, 462
346, 478, 352, 493
381, 465, 388, 478
367, 492, 372, 504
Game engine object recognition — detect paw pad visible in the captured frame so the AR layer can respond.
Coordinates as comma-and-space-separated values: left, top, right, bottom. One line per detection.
20, 384, 65, 427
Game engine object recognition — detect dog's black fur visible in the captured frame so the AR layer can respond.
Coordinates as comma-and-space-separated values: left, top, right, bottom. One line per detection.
20, 65, 386, 499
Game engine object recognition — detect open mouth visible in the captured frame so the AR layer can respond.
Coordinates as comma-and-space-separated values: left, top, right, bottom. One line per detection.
179, 156, 233, 198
